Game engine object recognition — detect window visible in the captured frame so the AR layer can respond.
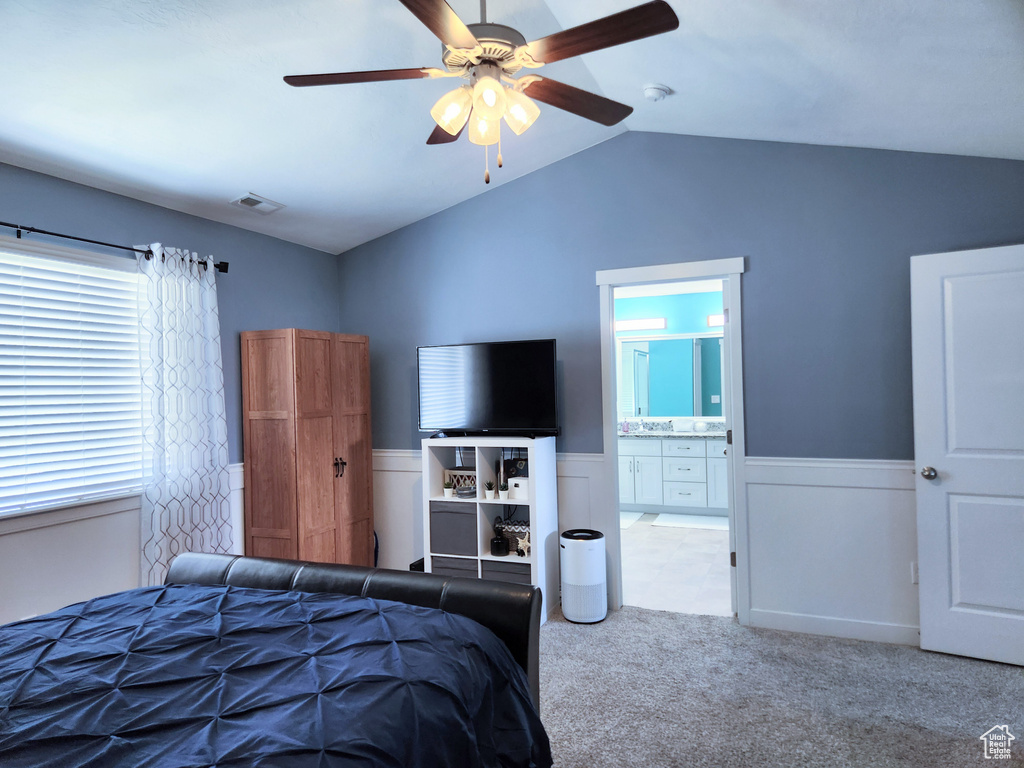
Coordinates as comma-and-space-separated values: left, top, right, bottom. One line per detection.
0, 237, 142, 517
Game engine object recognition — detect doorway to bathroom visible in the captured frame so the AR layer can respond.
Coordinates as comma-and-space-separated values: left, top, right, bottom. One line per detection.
616, 279, 730, 614
596, 258, 747, 619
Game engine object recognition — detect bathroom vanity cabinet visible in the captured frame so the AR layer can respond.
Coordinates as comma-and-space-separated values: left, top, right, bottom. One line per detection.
618, 440, 663, 505
619, 436, 728, 514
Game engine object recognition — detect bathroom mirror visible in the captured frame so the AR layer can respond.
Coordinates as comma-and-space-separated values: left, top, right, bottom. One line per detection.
618, 335, 723, 419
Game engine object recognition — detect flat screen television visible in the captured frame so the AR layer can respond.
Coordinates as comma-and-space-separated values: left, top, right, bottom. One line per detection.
417, 339, 559, 436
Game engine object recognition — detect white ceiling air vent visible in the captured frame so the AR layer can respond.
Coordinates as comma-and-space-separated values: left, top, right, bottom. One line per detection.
229, 193, 285, 215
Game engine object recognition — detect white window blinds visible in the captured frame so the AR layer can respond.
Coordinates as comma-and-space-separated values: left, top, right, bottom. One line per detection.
0, 243, 142, 516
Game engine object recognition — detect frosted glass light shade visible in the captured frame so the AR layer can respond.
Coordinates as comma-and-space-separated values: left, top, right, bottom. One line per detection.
430, 85, 473, 135
472, 75, 506, 121
503, 88, 540, 135
468, 113, 499, 146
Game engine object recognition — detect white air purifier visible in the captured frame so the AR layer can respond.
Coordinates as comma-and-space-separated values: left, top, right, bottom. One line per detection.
559, 529, 607, 623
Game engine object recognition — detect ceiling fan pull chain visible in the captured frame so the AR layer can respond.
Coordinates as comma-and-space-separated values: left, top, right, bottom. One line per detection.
497, 122, 503, 168
484, 144, 490, 184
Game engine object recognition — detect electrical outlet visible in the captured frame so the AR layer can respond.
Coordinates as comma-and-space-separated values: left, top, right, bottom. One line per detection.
910, 561, 919, 585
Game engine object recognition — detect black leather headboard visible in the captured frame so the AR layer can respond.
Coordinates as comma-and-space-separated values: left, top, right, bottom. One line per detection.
165, 553, 542, 707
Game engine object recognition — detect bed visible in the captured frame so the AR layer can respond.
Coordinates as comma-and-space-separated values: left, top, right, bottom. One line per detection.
0, 553, 552, 768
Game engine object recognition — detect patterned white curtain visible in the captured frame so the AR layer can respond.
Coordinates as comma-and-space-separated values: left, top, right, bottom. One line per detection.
136, 244, 232, 586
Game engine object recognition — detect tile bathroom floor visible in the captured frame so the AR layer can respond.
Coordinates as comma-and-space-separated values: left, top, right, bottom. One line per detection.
620, 513, 733, 616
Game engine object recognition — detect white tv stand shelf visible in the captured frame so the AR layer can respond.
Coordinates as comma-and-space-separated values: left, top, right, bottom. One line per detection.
421, 436, 558, 621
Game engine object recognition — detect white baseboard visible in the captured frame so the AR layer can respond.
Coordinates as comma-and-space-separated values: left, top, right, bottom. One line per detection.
748, 608, 920, 646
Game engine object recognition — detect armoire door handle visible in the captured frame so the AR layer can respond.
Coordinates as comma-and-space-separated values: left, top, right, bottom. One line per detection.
336, 457, 347, 478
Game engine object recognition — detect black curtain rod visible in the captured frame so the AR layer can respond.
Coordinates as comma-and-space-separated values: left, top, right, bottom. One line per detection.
0, 220, 229, 274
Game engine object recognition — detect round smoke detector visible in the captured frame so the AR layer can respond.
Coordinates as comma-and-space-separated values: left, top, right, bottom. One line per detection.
643, 84, 672, 102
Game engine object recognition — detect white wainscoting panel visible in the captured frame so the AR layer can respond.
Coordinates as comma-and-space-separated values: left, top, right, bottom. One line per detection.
368, 451, 611, 600
0, 496, 142, 625
227, 452, 427, 570
743, 457, 919, 645
228, 463, 245, 555
554, 453, 618, 608
371, 450, 424, 571
229, 452, 921, 646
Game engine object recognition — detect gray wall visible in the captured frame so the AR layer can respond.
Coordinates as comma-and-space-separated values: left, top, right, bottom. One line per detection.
0, 162, 341, 462
336, 131, 1024, 459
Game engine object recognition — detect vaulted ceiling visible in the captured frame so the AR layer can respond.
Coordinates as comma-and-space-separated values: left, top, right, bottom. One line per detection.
2, 0, 1022, 254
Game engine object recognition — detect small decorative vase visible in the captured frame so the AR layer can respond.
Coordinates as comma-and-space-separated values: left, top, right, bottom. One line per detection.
443, 488, 454, 498
490, 536, 509, 557
485, 489, 496, 499
498, 490, 509, 500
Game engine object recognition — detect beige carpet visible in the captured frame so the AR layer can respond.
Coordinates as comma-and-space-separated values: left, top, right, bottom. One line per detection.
539, 607, 1023, 767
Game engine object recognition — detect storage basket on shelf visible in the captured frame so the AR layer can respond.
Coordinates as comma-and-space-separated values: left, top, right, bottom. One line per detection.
502, 522, 531, 557
444, 468, 477, 490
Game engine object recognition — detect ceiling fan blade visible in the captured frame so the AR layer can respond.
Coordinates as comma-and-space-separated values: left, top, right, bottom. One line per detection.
397, 0, 479, 51
427, 123, 464, 144
284, 68, 436, 87
522, 78, 633, 126
521, 0, 679, 66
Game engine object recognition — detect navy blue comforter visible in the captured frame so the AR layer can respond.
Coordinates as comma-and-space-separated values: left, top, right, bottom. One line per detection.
0, 584, 552, 768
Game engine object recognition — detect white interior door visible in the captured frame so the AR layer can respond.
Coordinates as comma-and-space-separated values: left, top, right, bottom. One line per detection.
911, 244, 1024, 666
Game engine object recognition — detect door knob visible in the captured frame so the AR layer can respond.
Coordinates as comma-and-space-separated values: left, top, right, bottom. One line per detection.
920, 467, 938, 480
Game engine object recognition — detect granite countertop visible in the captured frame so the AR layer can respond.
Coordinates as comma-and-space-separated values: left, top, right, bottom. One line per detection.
617, 430, 727, 439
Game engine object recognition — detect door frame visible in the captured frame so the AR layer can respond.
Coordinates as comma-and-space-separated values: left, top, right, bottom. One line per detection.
596, 257, 749, 621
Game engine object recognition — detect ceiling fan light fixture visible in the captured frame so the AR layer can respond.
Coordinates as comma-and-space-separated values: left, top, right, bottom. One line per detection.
471, 64, 506, 121
502, 87, 540, 135
430, 85, 473, 135
468, 112, 500, 146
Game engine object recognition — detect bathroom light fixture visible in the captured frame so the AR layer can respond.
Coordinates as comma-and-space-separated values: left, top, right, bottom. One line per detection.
615, 318, 667, 332
707, 314, 724, 327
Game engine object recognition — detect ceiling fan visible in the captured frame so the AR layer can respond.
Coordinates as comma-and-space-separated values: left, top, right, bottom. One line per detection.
284, 0, 679, 181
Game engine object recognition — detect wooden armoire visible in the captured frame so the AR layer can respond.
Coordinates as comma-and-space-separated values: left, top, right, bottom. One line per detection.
241, 329, 374, 567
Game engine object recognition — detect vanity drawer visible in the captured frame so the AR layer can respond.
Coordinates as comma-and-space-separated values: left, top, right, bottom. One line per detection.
706, 439, 728, 458
619, 438, 662, 457
664, 482, 708, 507
662, 440, 706, 458
663, 457, 707, 482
